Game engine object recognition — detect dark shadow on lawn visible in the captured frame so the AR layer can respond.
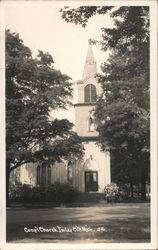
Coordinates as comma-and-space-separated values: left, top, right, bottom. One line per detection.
7, 215, 150, 243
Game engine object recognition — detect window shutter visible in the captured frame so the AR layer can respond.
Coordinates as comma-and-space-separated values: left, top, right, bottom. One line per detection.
37, 166, 40, 185
91, 84, 96, 102
84, 84, 96, 103
85, 84, 91, 102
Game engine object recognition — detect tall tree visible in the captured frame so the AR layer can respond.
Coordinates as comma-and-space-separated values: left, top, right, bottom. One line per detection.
6, 30, 84, 204
61, 6, 150, 199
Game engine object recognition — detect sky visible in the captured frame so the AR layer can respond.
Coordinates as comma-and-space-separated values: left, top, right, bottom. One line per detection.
5, 3, 114, 123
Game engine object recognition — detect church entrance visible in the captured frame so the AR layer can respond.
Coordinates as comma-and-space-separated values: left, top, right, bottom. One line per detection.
85, 171, 98, 192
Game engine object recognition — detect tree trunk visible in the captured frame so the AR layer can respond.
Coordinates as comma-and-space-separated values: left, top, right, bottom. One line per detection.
141, 176, 146, 200
130, 181, 134, 198
6, 159, 11, 207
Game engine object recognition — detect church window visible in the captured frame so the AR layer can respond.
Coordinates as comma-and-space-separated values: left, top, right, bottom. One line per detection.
67, 165, 73, 185
41, 166, 46, 185
47, 165, 51, 185
37, 165, 40, 186
84, 84, 96, 103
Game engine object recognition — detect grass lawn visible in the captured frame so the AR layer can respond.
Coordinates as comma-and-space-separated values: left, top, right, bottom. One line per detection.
6, 202, 150, 243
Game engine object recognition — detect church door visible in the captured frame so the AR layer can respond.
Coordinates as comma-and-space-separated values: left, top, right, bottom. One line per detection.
85, 171, 98, 192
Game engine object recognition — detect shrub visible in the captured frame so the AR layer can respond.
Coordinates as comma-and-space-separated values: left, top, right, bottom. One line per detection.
9, 182, 78, 203
9, 184, 41, 202
53, 182, 78, 203
118, 184, 130, 200
45, 185, 57, 202
104, 183, 130, 202
9, 183, 22, 200
104, 183, 119, 202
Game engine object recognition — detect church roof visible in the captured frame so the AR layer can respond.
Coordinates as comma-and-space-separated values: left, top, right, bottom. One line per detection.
82, 41, 97, 82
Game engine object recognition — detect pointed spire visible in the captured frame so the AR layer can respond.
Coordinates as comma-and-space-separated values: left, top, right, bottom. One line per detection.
82, 40, 97, 81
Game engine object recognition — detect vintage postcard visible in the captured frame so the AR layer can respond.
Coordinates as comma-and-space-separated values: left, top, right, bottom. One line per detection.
0, 0, 157, 249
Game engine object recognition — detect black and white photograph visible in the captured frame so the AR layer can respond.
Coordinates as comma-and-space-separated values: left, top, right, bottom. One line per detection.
0, 0, 157, 249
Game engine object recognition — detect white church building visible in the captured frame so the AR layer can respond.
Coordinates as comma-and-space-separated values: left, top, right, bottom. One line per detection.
10, 42, 111, 193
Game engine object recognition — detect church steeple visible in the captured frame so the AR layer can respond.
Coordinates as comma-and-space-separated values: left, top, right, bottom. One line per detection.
82, 40, 97, 81
76, 41, 102, 104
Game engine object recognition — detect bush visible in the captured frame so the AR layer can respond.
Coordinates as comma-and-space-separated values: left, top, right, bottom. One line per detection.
104, 183, 130, 202
104, 183, 119, 202
53, 182, 78, 203
118, 184, 130, 200
9, 183, 22, 200
9, 184, 41, 202
9, 182, 78, 203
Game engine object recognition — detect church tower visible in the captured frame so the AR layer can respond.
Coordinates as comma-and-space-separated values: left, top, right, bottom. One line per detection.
10, 41, 111, 191
73, 41, 111, 192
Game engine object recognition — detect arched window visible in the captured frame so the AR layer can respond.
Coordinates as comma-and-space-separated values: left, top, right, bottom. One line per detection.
41, 166, 46, 185
84, 84, 96, 103
67, 165, 73, 185
47, 165, 51, 185
37, 165, 40, 186
37, 165, 51, 186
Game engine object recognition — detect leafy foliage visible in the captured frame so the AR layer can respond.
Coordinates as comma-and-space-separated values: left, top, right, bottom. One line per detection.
95, 7, 150, 199
60, 6, 113, 27
104, 183, 130, 202
9, 183, 78, 203
6, 29, 84, 173
61, 6, 150, 199
104, 183, 119, 201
